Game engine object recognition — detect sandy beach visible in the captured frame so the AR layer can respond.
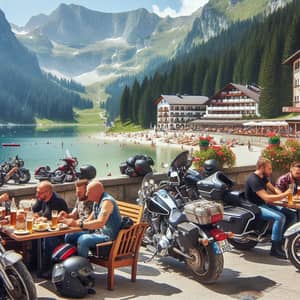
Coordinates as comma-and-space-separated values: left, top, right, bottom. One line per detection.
101, 130, 263, 167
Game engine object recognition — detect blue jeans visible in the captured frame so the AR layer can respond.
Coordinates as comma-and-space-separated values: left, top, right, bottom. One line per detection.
272, 206, 297, 231
65, 231, 110, 257
259, 205, 286, 241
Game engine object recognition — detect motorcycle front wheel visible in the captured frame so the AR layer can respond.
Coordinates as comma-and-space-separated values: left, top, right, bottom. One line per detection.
185, 245, 224, 284
285, 233, 300, 270
3, 261, 37, 300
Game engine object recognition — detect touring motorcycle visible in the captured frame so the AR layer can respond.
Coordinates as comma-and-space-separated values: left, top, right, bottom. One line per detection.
137, 170, 231, 283
0, 235, 37, 299
166, 151, 300, 269
34, 151, 79, 183
0, 156, 31, 186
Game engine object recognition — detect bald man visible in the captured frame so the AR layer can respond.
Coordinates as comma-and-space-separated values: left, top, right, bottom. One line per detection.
33, 181, 68, 221
32, 181, 68, 278
64, 180, 122, 257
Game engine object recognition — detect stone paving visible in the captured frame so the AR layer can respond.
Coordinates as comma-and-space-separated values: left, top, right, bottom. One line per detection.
35, 243, 300, 300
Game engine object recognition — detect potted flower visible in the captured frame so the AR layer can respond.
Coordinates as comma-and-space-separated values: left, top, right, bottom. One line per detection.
193, 143, 236, 171
261, 144, 293, 172
199, 135, 212, 150
268, 132, 280, 146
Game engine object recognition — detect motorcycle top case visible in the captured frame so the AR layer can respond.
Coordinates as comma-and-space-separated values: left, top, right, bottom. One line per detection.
184, 200, 224, 225
197, 171, 233, 201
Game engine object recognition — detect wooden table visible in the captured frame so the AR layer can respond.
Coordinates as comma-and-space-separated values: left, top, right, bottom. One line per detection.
1, 225, 82, 271
273, 198, 300, 221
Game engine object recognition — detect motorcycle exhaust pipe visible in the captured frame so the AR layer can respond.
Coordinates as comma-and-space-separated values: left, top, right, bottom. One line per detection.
172, 247, 193, 260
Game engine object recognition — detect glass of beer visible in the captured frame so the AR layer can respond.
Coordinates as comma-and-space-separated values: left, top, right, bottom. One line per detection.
51, 210, 58, 229
10, 209, 17, 226
26, 212, 33, 233
0, 207, 6, 219
297, 186, 300, 198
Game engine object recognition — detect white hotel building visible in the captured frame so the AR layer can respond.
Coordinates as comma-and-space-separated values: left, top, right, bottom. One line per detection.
203, 83, 260, 119
155, 94, 209, 130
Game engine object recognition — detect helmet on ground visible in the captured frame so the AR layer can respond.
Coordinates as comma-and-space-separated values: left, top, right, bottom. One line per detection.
79, 164, 96, 180
203, 159, 219, 176
52, 256, 95, 298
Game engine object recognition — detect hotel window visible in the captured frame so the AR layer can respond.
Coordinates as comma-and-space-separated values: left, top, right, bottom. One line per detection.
295, 61, 300, 71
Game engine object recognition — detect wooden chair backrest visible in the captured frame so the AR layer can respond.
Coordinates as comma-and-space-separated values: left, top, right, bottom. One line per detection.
116, 200, 143, 225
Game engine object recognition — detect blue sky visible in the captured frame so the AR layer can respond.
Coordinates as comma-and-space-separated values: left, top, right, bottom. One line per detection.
0, 0, 208, 26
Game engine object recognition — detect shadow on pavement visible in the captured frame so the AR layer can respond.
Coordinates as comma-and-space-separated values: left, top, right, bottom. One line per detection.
232, 247, 291, 266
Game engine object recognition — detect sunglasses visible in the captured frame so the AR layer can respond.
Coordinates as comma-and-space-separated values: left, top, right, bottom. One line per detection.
293, 164, 300, 168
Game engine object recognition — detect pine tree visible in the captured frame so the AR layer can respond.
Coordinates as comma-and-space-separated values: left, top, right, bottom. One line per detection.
119, 85, 130, 123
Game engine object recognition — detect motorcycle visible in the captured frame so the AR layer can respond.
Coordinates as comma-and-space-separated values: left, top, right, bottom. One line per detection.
34, 152, 79, 184
0, 156, 31, 186
137, 171, 231, 283
0, 234, 37, 299
284, 222, 300, 270
166, 151, 298, 252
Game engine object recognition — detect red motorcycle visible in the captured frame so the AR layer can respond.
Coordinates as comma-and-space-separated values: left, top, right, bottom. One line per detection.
34, 155, 79, 184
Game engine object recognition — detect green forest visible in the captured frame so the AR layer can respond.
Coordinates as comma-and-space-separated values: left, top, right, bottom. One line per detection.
119, 0, 300, 128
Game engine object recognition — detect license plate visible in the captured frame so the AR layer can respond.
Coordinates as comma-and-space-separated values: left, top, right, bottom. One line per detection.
217, 240, 232, 253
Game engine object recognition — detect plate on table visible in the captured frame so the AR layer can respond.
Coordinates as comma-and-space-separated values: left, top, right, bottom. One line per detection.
58, 223, 69, 230
14, 229, 30, 235
33, 223, 49, 232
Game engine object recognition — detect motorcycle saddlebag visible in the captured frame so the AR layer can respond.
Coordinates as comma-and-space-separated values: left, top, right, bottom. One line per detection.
52, 243, 77, 264
196, 171, 232, 201
184, 200, 224, 225
218, 206, 256, 234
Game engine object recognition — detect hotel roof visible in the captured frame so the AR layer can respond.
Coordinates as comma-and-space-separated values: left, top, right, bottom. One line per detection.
155, 94, 209, 105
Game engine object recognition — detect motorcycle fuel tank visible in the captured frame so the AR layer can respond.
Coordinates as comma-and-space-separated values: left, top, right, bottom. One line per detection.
146, 189, 177, 216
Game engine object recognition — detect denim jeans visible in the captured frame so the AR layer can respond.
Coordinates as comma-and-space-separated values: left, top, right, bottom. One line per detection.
259, 204, 286, 241
65, 231, 110, 257
272, 206, 297, 231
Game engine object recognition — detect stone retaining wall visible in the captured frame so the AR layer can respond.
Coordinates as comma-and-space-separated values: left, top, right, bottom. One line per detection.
0, 166, 255, 207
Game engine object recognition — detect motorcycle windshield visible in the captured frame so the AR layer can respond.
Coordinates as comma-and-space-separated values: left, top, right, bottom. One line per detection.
170, 151, 192, 170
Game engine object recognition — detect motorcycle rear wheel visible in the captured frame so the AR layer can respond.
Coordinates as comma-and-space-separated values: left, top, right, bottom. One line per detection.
3, 261, 37, 300
18, 169, 31, 184
228, 238, 257, 250
185, 245, 223, 284
285, 233, 300, 270
0, 174, 4, 186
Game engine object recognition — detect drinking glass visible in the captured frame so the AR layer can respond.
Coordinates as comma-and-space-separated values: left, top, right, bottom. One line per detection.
51, 210, 58, 229
26, 211, 33, 233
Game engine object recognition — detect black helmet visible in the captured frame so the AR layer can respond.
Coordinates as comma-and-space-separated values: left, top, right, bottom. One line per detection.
79, 164, 96, 180
203, 159, 219, 176
52, 256, 95, 298
135, 159, 153, 176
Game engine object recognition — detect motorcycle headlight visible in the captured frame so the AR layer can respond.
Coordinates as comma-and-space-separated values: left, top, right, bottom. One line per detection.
52, 263, 65, 283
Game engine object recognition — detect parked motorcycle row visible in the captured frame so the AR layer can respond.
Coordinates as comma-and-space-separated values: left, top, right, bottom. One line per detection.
137, 151, 300, 283
0, 151, 97, 186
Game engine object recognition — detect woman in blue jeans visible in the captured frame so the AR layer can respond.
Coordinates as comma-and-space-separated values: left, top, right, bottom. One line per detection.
64, 180, 122, 257
245, 157, 293, 259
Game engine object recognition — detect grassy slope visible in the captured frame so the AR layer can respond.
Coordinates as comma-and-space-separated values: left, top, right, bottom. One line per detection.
108, 120, 143, 133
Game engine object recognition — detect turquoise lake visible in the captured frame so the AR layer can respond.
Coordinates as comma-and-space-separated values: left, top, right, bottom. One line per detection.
0, 125, 181, 178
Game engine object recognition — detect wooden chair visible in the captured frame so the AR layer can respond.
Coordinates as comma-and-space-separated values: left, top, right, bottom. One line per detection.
89, 201, 147, 290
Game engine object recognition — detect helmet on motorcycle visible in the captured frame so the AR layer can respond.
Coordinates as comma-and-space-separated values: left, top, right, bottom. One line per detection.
79, 165, 96, 180
135, 159, 153, 176
203, 159, 219, 176
52, 256, 95, 298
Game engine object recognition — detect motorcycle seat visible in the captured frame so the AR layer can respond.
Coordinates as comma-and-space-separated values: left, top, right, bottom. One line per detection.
169, 208, 188, 226
224, 191, 260, 216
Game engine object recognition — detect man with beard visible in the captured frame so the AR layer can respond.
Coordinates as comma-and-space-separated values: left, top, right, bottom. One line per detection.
58, 179, 93, 235
275, 161, 299, 227
62, 180, 122, 258
245, 157, 292, 259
